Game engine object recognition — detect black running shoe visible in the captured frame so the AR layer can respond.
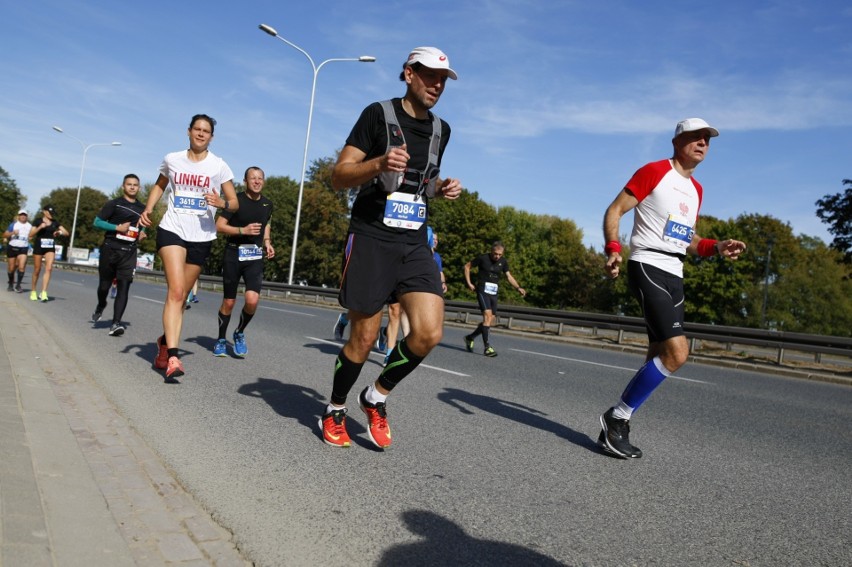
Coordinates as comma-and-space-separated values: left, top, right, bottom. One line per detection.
109, 322, 126, 336
598, 408, 642, 458
92, 309, 103, 323
6, 283, 13, 292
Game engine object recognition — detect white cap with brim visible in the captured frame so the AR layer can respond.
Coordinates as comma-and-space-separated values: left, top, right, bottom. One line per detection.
405, 47, 457, 80
674, 118, 719, 138
17, 209, 27, 215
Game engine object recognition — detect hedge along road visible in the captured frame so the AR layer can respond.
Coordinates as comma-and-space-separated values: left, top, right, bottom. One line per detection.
19, 268, 852, 567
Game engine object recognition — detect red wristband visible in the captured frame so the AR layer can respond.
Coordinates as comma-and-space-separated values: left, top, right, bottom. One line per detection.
604, 241, 622, 256
697, 238, 718, 257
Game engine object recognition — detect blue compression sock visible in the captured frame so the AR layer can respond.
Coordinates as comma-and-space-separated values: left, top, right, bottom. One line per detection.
620, 356, 672, 412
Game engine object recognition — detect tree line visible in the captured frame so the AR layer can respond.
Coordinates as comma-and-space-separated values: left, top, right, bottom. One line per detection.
2, 163, 850, 336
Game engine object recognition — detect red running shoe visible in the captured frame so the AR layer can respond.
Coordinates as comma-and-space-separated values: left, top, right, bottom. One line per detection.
319, 408, 351, 447
359, 387, 392, 449
154, 335, 168, 369
165, 356, 184, 381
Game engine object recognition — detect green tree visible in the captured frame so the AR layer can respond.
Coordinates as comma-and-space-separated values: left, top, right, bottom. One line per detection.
544, 218, 603, 310
815, 179, 852, 263
38, 187, 110, 254
429, 190, 498, 299
0, 167, 26, 227
770, 235, 852, 335
683, 215, 752, 325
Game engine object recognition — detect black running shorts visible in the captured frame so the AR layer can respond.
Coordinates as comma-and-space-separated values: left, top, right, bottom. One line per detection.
156, 228, 213, 267
476, 290, 499, 314
221, 245, 264, 298
338, 232, 442, 315
98, 243, 138, 281
627, 260, 686, 343
6, 246, 28, 259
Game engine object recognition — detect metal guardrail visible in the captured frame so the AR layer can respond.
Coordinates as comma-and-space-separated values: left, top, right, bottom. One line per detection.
64, 263, 852, 366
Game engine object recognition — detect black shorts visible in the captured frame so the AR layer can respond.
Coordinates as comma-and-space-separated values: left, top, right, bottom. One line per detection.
31, 246, 55, 257
6, 246, 28, 259
156, 228, 213, 267
476, 290, 499, 314
338, 232, 442, 315
98, 243, 137, 281
222, 246, 264, 298
627, 260, 686, 342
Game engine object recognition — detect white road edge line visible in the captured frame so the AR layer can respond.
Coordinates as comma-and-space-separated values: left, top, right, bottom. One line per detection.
307, 336, 470, 377
509, 348, 711, 384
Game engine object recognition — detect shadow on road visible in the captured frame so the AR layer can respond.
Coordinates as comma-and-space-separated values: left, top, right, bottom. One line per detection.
236, 377, 376, 448
437, 387, 598, 452
378, 509, 566, 566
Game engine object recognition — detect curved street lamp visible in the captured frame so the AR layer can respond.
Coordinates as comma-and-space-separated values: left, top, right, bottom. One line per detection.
258, 23, 376, 285
52, 126, 121, 261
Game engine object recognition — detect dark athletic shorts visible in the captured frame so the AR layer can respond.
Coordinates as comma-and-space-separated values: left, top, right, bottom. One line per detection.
6, 246, 28, 259
222, 245, 264, 299
627, 260, 685, 343
156, 228, 213, 267
338, 232, 442, 315
98, 243, 137, 281
476, 289, 499, 314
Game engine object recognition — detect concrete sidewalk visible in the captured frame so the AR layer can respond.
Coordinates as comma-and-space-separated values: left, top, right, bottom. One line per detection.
0, 295, 251, 566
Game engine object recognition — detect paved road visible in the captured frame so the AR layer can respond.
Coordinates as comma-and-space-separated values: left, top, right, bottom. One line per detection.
17, 269, 852, 566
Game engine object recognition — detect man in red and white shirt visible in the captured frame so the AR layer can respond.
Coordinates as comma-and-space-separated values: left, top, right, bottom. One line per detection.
598, 118, 747, 459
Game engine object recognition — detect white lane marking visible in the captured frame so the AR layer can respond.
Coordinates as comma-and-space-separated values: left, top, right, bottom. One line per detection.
509, 348, 711, 384
307, 336, 470, 377
135, 296, 164, 304
261, 306, 315, 317
63, 280, 84, 286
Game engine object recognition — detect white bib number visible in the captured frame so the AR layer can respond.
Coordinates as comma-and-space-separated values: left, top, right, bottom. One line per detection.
238, 244, 263, 262
484, 282, 499, 295
116, 225, 140, 242
40, 238, 54, 248
662, 214, 693, 249
174, 190, 207, 215
383, 192, 426, 230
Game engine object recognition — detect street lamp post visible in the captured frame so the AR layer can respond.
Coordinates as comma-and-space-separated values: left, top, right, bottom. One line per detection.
258, 23, 375, 285
52, 126, 121, 262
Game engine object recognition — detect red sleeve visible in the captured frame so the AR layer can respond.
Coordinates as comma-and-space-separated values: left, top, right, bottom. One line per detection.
691, 178, 704, 215
624, 159, 672, 202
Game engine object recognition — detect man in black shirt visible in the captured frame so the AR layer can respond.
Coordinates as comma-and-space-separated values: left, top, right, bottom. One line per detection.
91, 174, 147, 335
320, 47, 462, 449
213, 166, 274, 358
463, 241, 526, 357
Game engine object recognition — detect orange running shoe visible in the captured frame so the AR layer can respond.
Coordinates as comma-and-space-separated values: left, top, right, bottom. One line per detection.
154, 335, 168, 369
165, 356, 184, 381
319, 408, 351, 447
359, 388, 392, 449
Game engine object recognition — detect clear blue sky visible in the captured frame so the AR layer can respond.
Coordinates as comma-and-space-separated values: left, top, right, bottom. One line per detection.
1, 0, 849, 248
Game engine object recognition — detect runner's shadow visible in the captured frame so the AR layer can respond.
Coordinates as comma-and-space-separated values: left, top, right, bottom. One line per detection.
236, 377, 373, 447
437, 387, 598, 452
184, 335, 218, 351
378, 509, 566, 566
303, 341, 346, 356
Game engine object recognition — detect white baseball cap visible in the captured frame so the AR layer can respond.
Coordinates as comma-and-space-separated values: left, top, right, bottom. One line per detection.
405, 47, 457, 80
674, 118, 719, 138
17, 209, 27, 215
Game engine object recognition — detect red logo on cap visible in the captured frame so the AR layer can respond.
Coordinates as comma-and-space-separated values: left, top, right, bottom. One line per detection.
439, 56, 446, 61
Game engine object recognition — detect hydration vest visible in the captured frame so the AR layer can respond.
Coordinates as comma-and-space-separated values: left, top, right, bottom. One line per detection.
368, 99, 442, 199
